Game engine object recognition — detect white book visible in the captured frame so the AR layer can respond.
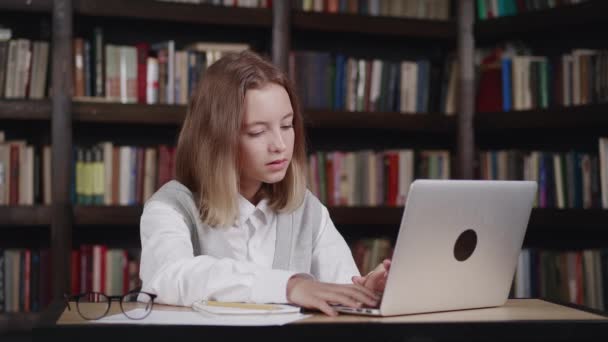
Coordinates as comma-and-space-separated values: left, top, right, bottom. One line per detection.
406, 62, 418, 113
515, 250, 526, 298
143, 148, 158, 202
346, 58, 357, 112
21, 146, 34, 205
119, 146, 131, 206
4, 40, 18, 98
356, 60, 366, 111
105, 249, 114, 296
583, 250, 596, 309
146, 57, 159, 104
369, 60, 382, 111
43, 145, 51, 205
16, 39, 31, 98
397, 149, 414, 206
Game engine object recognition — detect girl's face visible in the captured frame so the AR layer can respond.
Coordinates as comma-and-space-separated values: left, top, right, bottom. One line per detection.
238, 83, 295, 193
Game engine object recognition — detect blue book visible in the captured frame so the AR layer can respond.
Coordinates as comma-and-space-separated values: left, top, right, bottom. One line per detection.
416, 60, 430, 113
335, 55, 346, 110
502, 58, 512, 112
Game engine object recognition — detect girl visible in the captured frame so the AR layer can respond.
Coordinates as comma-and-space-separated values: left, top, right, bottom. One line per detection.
139, 50, 390, 316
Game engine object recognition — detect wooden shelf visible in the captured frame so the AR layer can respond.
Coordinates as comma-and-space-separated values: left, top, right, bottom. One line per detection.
293, 11, 456, 39
0, 0, 52, 12
475, 0, 608, 43
0, 312, 42, 334
74, 0, 272, 28
0, 206, 52, 226
70, 102, 455, 132
72, 205, 608, 231
0, 99, 51, 121
475, 104, 608, 131
73, 101, 185, 125
305, 110, 456, 132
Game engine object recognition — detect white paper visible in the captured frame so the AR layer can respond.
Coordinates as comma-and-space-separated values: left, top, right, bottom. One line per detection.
94, 308, 309, 326
192, 301, 300, 315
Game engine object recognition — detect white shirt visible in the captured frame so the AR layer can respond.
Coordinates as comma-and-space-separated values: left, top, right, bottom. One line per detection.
139, 194, 360, 306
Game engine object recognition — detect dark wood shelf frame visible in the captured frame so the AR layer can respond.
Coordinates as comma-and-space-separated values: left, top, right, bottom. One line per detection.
0, 0, 52, 12
0, 99, 51, 120
0, 206, 52, 226
474, 0, 608, 43
74, 0, 272, 28
0, 312, 42, 334
476, 103, 608, 131
71, 205, 608, 232
292, 11, 456, 39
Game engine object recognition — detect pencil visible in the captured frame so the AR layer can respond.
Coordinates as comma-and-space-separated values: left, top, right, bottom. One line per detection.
201, 301, 282, 310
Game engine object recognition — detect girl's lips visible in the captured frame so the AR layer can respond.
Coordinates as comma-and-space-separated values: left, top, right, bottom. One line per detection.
266, 159, 288, 170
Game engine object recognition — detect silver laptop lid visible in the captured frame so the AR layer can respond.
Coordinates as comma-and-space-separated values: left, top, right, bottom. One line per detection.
380, 180, 537, 316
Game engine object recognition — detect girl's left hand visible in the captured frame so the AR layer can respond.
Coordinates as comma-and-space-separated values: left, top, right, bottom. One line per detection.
351, 258, 391, 293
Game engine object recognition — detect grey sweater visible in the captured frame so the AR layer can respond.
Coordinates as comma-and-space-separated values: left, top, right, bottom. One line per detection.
145, 180, 322, 273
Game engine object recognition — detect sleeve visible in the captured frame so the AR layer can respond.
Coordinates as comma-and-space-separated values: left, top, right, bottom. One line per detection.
309, 205, 361, 284
139, 201, 297, 306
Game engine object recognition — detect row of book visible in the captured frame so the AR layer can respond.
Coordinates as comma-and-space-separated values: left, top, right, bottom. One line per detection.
290, 52, 443, 114
349, 238, 392, 276
512, 248, 607, 312
69, 245, 142, 299
0, 132, 51, 206
479, 150, 603, 209
72, 144, 176, 206
73, 28, 250, 105
0, 29, 50, 100
476, 47, 608, 113
294, 0, 451, 20
156, 0, 271, 7
476, 0, 587, 20
307, 149, 450, 207
0, 249, 52, 313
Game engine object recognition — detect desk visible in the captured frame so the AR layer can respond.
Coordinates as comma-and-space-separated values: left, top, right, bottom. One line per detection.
35, 299, 608, 342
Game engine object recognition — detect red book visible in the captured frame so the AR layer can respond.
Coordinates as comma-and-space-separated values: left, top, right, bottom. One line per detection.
24, 249, 31, 313
135, 43, 149, 104
476, 49, 503, 113
70, 249, 80, 294
388, 152, 399, 206
100, 245, 107, 294
80, 244, 93, 293
325, 154, 334, 206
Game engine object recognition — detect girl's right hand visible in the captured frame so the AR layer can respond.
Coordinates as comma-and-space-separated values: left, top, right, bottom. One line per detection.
286, 275, 380, 316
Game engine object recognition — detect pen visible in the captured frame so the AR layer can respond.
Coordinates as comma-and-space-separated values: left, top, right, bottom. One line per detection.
201, 300, 282, 310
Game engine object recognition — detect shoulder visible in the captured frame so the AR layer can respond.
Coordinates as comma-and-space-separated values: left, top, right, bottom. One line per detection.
291, 189, 325, 216
144, 180, 198, 216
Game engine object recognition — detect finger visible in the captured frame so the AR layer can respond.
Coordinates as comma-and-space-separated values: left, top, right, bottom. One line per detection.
338, 286, 379, 307
322, 290, 363, 309
383, 259, 392, 271
316, 300, 338, 317
343, 282, 379, 300
351, 276, 365, 286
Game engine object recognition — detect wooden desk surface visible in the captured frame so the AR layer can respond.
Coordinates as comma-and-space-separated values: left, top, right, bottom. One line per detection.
39, 299, 608, 342
56, 299, 606, 325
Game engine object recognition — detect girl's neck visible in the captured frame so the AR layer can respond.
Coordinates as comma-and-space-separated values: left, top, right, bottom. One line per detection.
240, 181, 263, 205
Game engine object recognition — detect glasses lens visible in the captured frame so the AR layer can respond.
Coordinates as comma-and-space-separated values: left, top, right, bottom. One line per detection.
121, 292, 154, 320
77, 292, 110, 320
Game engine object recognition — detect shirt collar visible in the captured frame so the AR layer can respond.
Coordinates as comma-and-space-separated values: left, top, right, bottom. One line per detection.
237, 194, 271, 228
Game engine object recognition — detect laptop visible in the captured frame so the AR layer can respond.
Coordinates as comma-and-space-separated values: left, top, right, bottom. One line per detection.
335, 179, 537, 316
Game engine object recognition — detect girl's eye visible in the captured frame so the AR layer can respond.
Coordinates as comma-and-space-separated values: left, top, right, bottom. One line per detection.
281, 124, 293, 129
248, 131, 264, 137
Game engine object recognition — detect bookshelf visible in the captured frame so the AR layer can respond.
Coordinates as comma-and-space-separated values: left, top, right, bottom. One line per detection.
2, 0, 607, 332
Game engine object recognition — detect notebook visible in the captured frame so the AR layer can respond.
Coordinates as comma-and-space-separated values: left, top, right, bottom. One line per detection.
192, 300, 301, 315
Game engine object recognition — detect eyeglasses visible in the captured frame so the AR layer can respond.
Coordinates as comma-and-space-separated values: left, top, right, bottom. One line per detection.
64, 290, 157, 320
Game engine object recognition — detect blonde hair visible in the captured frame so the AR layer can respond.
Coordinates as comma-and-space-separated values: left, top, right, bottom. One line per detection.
175, 50, 307, 227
